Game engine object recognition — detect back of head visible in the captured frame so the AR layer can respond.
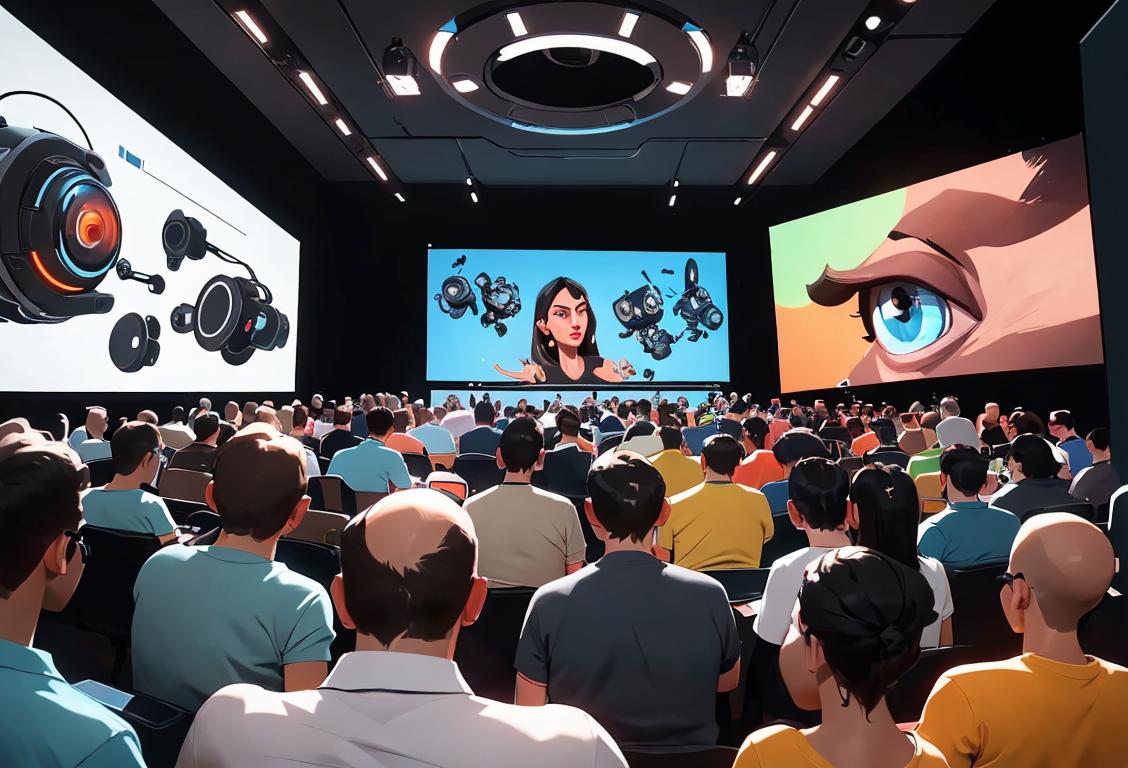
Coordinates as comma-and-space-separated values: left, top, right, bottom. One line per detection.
623, 420, 656, 440
845, 417, 864, 439
702, 434, 742, 476
616, 401, 631, 420
789, 457, 849, 531
939, 445, 988, 497
199, 397, 212, 412
1010, 410, 1046, 436
743, 416, 769, 448
137, 410, 159, 426
1088, 427, 1110, 452
340, 489, 476, 647
277, 406, 294, 434
940, 396, 960, 419
414, 407, 435, 426
658, 425, 684, 451
333, 405, 353, 427
473, 400, 495, 426
637, 399, 652, 418
1049, 410, 1076, 432
555, 407, 581, 437
171, 406, 186, 423
0, 433, 87, 597
255, 405, 279, 429
224, 401, 240, 421
110, 421, 161, 476
1007, 434, 1061, 479
292, 404, 309, 430
499, 418, 543, 472
869, 418, 898, 446
772, 429, 831, 466
366, 407, 394, 437
216, 422, 236, 446
194, 413, 220, 443
919, 410, 941, 431
849, 466, 921, 570
798, 547, 938, 714
587, 451, 666, 542
392, 409, 412, 433
433, 405, 449, 422
242, 402, 259, 424
212, 423, 307, 540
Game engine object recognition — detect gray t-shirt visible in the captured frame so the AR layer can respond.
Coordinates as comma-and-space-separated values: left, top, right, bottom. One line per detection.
516, 551, 740, 751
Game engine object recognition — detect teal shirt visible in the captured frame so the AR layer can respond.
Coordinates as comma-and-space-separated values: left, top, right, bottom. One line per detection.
917, 500, 1021, 567
0, 639, 145, 767
326, 438, 413, 493
907, 447, 943, 479
132, 544, 335, 711
82, 488, 176, 536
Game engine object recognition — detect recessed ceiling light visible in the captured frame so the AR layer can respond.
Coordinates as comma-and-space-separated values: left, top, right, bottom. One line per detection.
395, 192, 406, 202
471, 191, 480, 203
733, 197, 742, 206
234, 10, 268, 44
452, 79, 479, 93
465, 177, 473, 186
810, 74, 841, 106
791, 105, 815, 131
865, 15, 882, 31
746, 150, 777, 185
686, 29, 714, 73
666, 81, 692, 95
297, 71, 328, 106
367, 156, 388, 182
429, 30, 453, 73
506, 12, 528, 37
334, 118, 351, 135
726, 74, 754, 98
387, 75, 421, 96
668, 194, 677, 207
497, 35, 656, 67
619, 11, 639, 38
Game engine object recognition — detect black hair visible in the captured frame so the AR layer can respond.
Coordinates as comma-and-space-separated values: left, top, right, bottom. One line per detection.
849, 466, 921, 571
1088, 427, 1110, 452
1007, 434, 1061, 479
637, 399, 652, 418
702, 434, 743, 476
110, 421, 161, 475
799, 548, 938, 716
846, 417, 865, 439
1049, 410, 1076, 432
216, 422, 236, 446
473, 401, 495, 425
556, 407, 581, 437
1009, 410, 1046, 436
503, 406, 517, 418
587, 452, 666, 542
789, 457, 849, 531
659, 425, 685, 451
499, 419, 543, 472
743, 417, 769, 450
193, 412, 220, 442
870, 418, 898, 446
617, 401, 631, 420
366, 407, 395, 437
531, 277, 600, 374
624, 421, 657, 440
171, 405, 185, 423
939, 445, 988, 497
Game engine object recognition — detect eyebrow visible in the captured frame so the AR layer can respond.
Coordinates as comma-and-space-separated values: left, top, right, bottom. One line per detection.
888, 230, 963, 268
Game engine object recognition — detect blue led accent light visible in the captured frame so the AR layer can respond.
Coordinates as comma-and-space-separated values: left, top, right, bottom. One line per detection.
510, 121, 633, 135
440, 18, 458, 33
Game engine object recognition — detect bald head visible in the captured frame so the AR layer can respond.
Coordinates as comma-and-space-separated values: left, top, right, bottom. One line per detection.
1011, 513, 1114, 630
84, 407, 107, 438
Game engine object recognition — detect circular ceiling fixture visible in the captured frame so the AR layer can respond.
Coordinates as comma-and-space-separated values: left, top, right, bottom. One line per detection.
427, 2, 714, 135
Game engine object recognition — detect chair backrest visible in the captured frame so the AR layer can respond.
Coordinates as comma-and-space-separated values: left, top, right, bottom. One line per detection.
43, 412, 69, 442
886, 645, 984, 723
1079, 593, 1128, 666
1108, 484, 1128, 593
759, 513, 807, 568
451, 453, 505, 496
429, 452, 456, 471
543, 426, 560, 449
453, 586, 536, 702
402, 452, 433, 480
837, 456, 863, 474
683, 424, 720, 455
64, 526, 162, 642
86, 458, 115, 488
158, 468, 212, 504
275, 538, 341, 594
568, 495, 604, 562
1021, 501, 1094, 523
622, 748, 738, 768
945, 561, 1022, 658
915, 471, 946, 516
596, 432, 624, 456
287, 510, 351, 547
533, 448, 592, 499
308, 474, 357, 517
702, 568, 771, 603
163, 497, 212, 526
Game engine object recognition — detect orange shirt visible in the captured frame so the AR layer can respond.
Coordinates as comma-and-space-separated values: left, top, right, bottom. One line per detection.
386, 432, 426, 456
733, 450, 784, 489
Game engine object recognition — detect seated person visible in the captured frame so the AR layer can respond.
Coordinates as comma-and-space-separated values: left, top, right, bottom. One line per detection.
179, 490, 627, 767
658, 434, 773, 570
907, 417, 979, 478
169, 412, 220, 473
717, 398, 748, 441
735, 547, 946, 768
409, 407, 458, 457
618, 420, 662, 456
553, 406, 593, 452
0, 432, 146, 767
917, 446, 1019, 567
862, 418, 911, 469
132, 424, 335, 711
318, 405, 362, 459
1049, 409, 1093, 474
159, 405, 195, 450
918, 514, 1128, 767
761, 430, 831, 514
848, 466, 953, 647
734, 416, 783, 489
848, 416, 879, 456
459, 401, 503, 456
979, 401, 1009, 447
385, 408, 427, 456
650, 425, 705, 497
349, 394, 375, 439
1071, 428, 1120, 511
898, 411, 931, 455
536, 408, 593, 498
991, 434, 1078, 519
81, 421, 177, 544
754, 457, 852, 645
288, 404, 320, 452
516, 451, 741, 752
327, 407, 413, 495
464, 420, 585, 587
75, 406, 112, 463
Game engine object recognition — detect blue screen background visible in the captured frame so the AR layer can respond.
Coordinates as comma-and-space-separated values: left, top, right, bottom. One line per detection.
426, 249, 730, 384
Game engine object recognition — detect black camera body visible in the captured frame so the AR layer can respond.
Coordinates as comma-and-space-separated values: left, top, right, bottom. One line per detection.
673, 257, 723, 342
435, 274, 478, 319
614, 273, 676, 360
0, 123, 118, 323
171, 274, 288, 366
474, 272, 520, 337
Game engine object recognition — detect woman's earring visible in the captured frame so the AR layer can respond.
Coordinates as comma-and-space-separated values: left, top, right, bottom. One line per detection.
548, 339, 555, 348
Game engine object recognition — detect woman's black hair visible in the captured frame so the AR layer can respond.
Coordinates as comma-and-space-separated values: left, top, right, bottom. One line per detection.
799, 547, 938, 717
1009, 410, 1046, 437
849, 465, 921, 571
531, 277, 600, 375
743, 416, 769, 450
1006, 434, 1062, 479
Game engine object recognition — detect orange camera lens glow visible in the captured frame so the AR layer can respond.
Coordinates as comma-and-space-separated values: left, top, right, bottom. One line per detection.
76, 209, 106, 248
30, 250, 83, 293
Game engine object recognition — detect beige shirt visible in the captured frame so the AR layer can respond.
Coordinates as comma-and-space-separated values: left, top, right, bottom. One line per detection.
177, 652, 627, 768
464, 483, 586, 588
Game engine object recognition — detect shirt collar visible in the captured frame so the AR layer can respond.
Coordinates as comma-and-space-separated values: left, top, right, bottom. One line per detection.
321, 651, 473, 695
950, 500, 989, 510
0, 638, 64, 680
199, 545, 271, 565
364, 438, 386, 447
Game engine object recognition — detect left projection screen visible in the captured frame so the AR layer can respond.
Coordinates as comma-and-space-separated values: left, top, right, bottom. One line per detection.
0, 7, 299, 392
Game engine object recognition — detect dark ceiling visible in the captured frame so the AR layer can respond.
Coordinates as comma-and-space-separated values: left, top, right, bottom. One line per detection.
151, 0, 1000, 190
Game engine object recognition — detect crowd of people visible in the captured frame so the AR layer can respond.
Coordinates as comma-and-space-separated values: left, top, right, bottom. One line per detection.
0, 388, 1126, 767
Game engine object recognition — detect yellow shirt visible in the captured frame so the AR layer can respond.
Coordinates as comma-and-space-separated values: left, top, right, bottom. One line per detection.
660, 481, 773, 571
734, 724, 948, 767
917, 653, 1128, 768
650, 449, 705, 498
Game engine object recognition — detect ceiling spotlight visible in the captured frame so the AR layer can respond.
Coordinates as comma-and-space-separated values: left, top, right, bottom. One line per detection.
297, 71, 328, 106
666, 80, 692, 95
668, 194, 677, 207
619, 11, 639, 38
791, 105, 814, 131
746, 149, 778, 185
685, 26, 714, 73
234, 10, 268, 44
724, 39, 757, 98
394, 192, 406, 202
673, 179, 680, 188
733, 197, 742, 206
864, 15, 882, 31
810, 74, 841, 106
383, 37, 421, 96
334, 118, 351, 136
452, 78, 479, 93
465, 177, 473, 186
367, 156, 388, 182
471, 191, 480, 204
506, 11, 528, 37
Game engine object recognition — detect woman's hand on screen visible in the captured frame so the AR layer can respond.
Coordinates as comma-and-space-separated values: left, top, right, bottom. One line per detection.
494, 359, 545, 383
618, 359, 636, 379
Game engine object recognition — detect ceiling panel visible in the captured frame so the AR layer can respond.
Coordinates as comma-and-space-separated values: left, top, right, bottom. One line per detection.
460, 139, 687, 186
678, 140, 766, 186
893, 0, 997, 36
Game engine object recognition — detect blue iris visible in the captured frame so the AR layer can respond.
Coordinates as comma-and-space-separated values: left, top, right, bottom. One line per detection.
870, 282, 949, 355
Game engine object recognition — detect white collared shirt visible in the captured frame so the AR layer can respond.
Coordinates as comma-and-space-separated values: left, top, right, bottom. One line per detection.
177, 651, 626, 768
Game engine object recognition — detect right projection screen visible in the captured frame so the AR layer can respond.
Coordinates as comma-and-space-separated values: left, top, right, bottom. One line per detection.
770, 134, 1103, 392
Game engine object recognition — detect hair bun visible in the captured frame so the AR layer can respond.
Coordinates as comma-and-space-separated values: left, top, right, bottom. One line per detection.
878, 625, 908, 660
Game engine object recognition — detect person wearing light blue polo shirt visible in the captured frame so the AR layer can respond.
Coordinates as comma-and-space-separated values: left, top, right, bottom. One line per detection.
132, 424, 335, 712
82, 421, 178, 543
408, 412, 458, 455
917, 446, 1020, 567
329, 407, 413, 493
0, 432, 145, 767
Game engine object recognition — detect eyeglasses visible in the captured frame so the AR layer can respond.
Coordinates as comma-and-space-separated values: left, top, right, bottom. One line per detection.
63, 529, 90, 564
996, 571, 1026, 588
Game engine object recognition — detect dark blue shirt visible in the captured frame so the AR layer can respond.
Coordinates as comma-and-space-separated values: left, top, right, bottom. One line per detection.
459, 425, 503, 457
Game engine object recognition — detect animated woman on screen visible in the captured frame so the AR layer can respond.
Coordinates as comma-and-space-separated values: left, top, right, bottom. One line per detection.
494, 276, 635, 384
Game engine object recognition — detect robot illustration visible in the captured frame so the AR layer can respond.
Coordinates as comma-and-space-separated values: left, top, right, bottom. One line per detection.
435, 275, 478, 319
474, 272, 521, 337
672, 257, 724, 342
613, 270, 679, 360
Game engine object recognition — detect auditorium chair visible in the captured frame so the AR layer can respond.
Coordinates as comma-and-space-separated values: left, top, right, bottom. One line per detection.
429, 452, 456, 471
1021, 501, 1095, 523
73, 680, 193, 768
914, 472, 947, 516
162, 498, 211, 526
837, 456, 864, 474
1108, 485, 1128, 593
743, 636, 820, 732
945, 561, 1022, 660
453, 586, 536, 702
86, 457, 115, 487
158, 468, 212, 504
543, 426, 560, 449
568, 495, 604, 562
287, 509, 350, 547
308, 474, 357, 517
622, 748, 737, 768
532, 448, 591, 499
703, 568, 771, 604
275, 538, 355, 661
402, 451, 433, 480
1080, 592, 1128, 666
885, 645, 983, 723
452, 453, 505, 496
683, 424, 719, 455
596, 432, 624, 456
759, 513, 806, 568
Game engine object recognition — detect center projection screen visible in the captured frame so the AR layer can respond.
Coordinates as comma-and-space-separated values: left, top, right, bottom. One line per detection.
0, 7, 299, 392
770, 134, 1103, 392
426, 249, 730, 386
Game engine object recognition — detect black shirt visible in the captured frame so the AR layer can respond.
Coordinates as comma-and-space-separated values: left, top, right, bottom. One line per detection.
319, 429, 362, 460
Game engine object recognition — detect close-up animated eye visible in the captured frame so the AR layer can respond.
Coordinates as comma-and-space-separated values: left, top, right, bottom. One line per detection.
869, 281, 950, 354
